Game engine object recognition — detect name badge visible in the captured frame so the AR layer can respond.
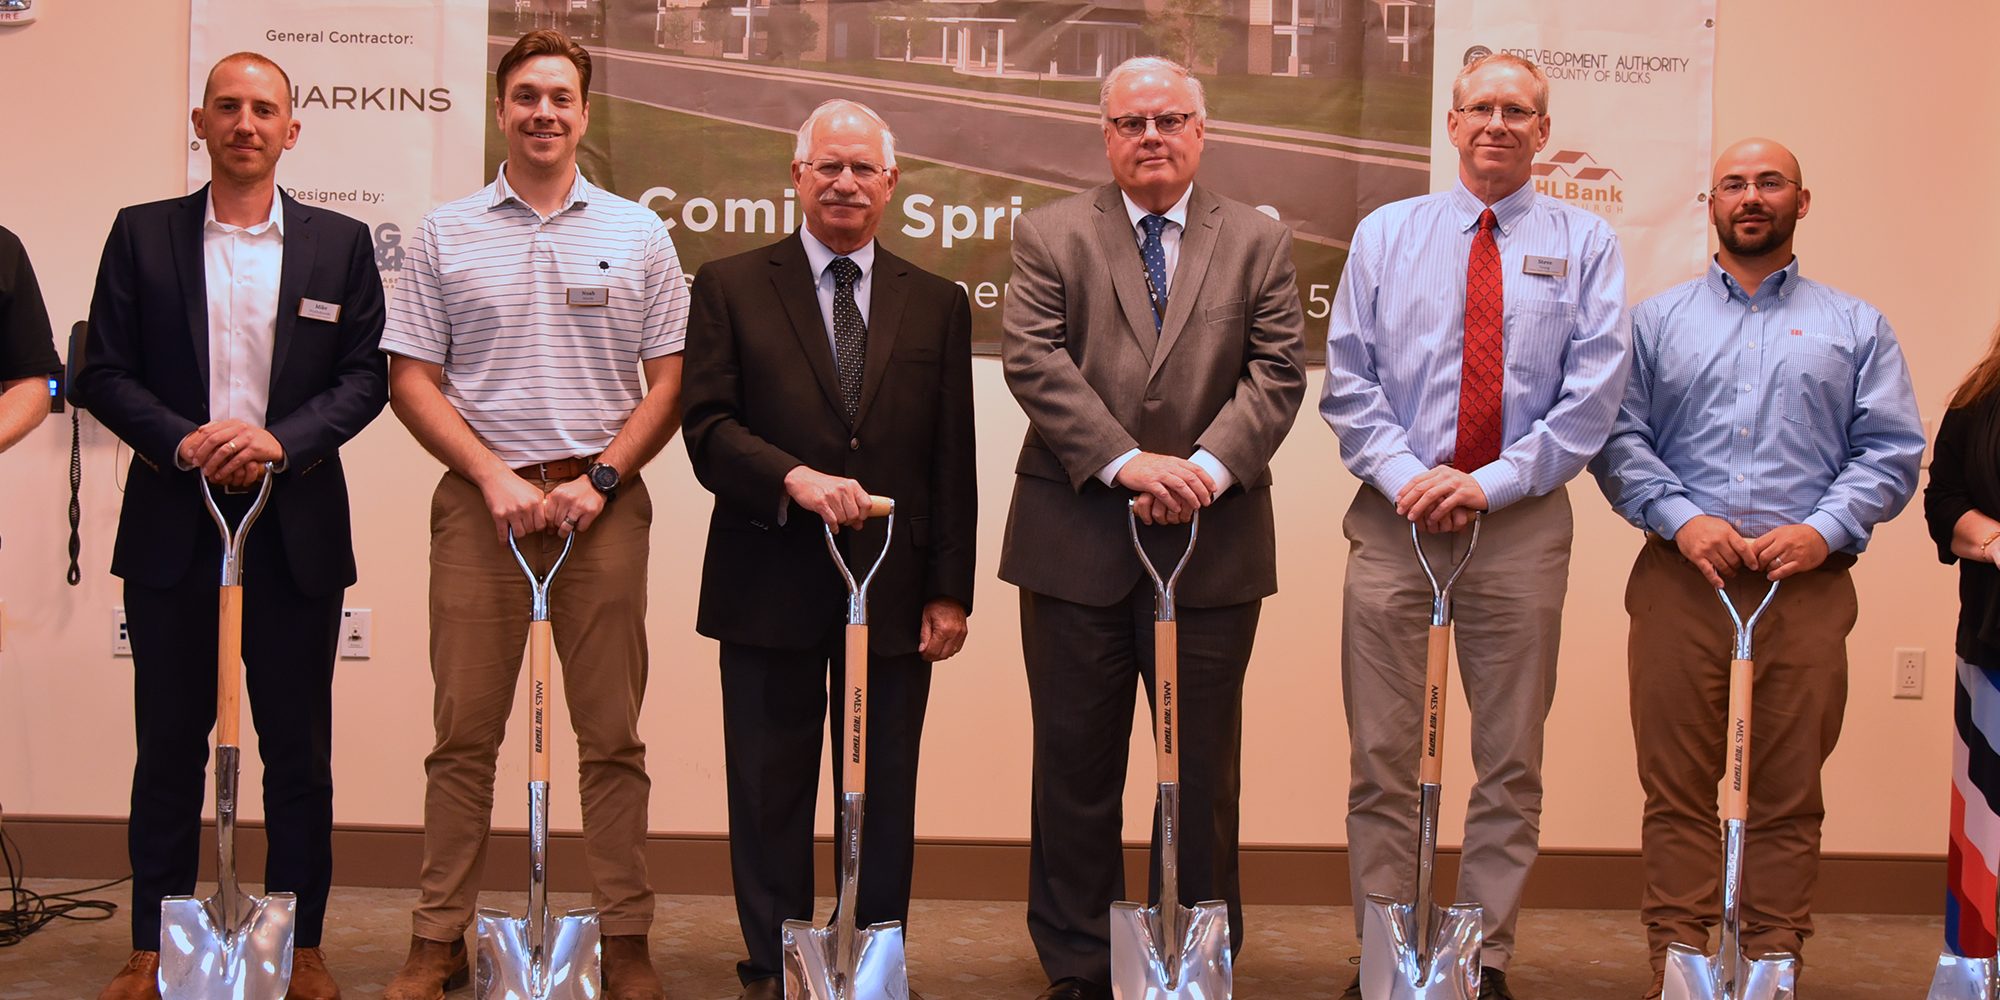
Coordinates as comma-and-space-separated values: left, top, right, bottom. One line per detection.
1522, 255, 1569, 277
298, 298, 342, 322
567, 287, 609, 307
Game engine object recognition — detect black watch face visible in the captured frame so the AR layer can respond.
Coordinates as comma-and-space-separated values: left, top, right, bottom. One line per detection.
591, 465, 619, 492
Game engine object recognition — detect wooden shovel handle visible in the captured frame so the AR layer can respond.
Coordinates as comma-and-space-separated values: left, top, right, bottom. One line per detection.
529, 620, 553, 783
865, 496, 893, 519
1156, 619, 1178, 784
216, 585, 244, 747
1725, 657, 1752, 822
845, 623, 868, 795
1420, 623, 1451, 784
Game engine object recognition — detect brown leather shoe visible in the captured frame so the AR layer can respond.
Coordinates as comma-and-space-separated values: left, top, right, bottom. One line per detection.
287, 947, 343, 1000
381, 935, 469, 1000
97, 951, 161, 1000
601, 934, 664, 1000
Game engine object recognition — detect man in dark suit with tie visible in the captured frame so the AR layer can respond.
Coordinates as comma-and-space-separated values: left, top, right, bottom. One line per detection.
999, 56, 1306, 1000
71, 52, 388, 1000
681, 99, 977, 1000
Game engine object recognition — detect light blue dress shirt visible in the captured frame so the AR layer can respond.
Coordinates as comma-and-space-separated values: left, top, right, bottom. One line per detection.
1589, 258, 1924, 553
1320, 180, 1631, 511
799, 226, 875, 345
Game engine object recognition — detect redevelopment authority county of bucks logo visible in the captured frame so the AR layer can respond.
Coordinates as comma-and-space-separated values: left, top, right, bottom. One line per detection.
1534, 150, 1625, 217
1463, 45, 1493, 65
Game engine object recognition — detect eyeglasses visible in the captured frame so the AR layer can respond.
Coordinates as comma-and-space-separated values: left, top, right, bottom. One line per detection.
807, 159, 886, 182
1108, 112, 1196, 138
1454, 104, 1541, 126
1710, 175, 1801, 199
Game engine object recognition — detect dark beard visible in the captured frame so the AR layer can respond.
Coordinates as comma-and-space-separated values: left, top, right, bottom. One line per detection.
1717, 211, 1795, 257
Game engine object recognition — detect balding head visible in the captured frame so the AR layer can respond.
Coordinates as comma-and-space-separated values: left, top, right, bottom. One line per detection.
1709, 136, 1810, 264
1711, 137, 1802, 188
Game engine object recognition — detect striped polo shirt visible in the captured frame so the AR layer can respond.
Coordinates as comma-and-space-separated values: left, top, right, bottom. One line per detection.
381, 166, 689, 467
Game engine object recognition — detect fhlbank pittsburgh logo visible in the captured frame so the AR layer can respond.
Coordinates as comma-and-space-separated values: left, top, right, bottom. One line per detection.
1534, 150, 1624, 217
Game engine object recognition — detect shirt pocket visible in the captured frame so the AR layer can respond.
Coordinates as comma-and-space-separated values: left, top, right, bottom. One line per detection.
1505, 299, 1575, 377
1776, 342, 1855, 428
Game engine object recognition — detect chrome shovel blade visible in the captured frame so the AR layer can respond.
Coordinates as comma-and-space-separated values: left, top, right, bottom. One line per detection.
1928, 952, 1996, 1000
157, 890, 298, 999
1108, 900, 1232, 1000
1359, 894, 1482, 1000
1662, 943, 1798, 1000
474, 906, 603, 1000
781, 917, 909, 1000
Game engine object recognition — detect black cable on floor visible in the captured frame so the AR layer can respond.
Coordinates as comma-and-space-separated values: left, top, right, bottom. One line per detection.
0, 824, 126, 947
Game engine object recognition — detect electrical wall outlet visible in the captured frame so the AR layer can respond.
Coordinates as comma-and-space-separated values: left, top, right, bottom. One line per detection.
340, 608, 372, 659
112, 606, 131, 656
1894, 647, 1925, 699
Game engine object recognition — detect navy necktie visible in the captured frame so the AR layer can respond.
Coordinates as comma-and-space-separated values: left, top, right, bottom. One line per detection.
1139, 214, 1170, 331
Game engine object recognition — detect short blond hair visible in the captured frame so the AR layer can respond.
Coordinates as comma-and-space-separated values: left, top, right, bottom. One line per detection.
1451, 52, 1549, 114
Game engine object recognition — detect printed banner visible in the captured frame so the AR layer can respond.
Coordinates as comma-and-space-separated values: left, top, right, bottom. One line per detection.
1429, 0, 1716, 302
189, 0, 490, 296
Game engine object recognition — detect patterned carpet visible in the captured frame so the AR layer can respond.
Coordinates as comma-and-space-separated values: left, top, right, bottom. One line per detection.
0, 880, 1948, 998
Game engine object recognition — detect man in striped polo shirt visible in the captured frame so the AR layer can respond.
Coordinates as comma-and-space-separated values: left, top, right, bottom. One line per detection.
377, 30, 686, 1000
1320, 52, 1631, 999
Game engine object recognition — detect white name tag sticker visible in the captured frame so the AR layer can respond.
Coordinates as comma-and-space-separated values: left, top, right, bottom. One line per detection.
567, 287, 609, 307
298, 298, 342, 322
1522, 255, 1569, 277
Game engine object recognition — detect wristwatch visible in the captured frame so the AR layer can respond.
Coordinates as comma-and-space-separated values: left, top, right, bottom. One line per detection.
587, 461, 620, 501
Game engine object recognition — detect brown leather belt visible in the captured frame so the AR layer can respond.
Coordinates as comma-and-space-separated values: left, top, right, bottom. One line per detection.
514, 454, 597, 483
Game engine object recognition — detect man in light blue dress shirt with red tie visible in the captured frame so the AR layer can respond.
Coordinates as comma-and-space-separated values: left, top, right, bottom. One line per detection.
1589, 138, 1922, 998
1321, 52, 1630, 999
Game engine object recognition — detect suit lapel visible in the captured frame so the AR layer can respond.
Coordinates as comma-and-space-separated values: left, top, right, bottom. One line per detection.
272, 193, 318, 390
851, 247, 906, 431
1090, 186, 1161, 355
769, 235, 847, 422
1149, 185, 1221, 381
172, 189, 210, 388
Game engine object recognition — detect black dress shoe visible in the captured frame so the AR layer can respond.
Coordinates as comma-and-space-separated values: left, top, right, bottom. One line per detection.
1340, 973, 1363, 999
1035, 977, 1111, 1000
1478, 967, 1517, 1000
738, 978, 782, 1000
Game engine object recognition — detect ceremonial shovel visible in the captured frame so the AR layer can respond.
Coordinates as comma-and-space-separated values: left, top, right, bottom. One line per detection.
783, 495, 910, 1000
1359, 517, 1485, 1000
1110, 501, 1232, 1000
474, 529, 602, 1000
1663, 580, 1798, 1000
159, 466, 298, 1000
1928, 870, 2000, 1000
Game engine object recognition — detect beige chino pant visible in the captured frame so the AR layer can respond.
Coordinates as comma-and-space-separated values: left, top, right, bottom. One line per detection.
1340, 485, 1573, 971
410, 470, 656, 941
1626, 534, 1855, 974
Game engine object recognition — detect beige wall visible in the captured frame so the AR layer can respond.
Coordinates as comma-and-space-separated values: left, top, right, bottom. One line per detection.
1, 0, 1994, 860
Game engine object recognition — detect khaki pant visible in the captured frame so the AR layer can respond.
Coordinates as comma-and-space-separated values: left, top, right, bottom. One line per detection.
1628, 535, 1855, 973
411, 471, 656, 940
1340, 486, 1572, 971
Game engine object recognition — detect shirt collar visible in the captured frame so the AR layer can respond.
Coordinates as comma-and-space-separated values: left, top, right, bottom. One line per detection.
1121, 185, 1194, 234
491, 163, 591, 214
799, 226, 876, 283
1448, 179, 1536, 236
1706, 255, 1802, 303
202, 186, 285, 237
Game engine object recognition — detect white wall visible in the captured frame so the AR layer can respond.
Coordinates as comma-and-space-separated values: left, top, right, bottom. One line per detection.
1, 0, 1995, 858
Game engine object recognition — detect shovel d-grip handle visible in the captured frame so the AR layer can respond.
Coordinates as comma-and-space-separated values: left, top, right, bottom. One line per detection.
510, 530, 576, 785
1716, 580, 1777, 825
825, 496, 895, 797
1410, 517, 1477, 786
1129, 500, 1200, 780
199, 467, 274, 749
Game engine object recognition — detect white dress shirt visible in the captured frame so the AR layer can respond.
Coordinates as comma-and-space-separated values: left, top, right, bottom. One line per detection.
799, 225, 875, 344
203, 190, 283, 428
1097, 185, 1236, 492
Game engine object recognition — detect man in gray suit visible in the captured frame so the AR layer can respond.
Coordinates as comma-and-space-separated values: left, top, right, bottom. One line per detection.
999, 56, 1307, 1000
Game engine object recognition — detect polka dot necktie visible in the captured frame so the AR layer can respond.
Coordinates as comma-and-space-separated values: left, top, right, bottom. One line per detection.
829, 256, 866, 423
1139, 214, 1170, 332
1453, 208, 1504, 471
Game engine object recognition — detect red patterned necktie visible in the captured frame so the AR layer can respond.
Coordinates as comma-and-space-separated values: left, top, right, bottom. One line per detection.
1453, 207, 1503, 471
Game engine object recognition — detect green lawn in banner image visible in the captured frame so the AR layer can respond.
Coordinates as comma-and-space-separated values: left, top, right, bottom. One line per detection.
488, 95, 1346, 356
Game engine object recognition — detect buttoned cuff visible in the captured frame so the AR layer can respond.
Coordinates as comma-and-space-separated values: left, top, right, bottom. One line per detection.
1096, 448, 1141, 487
1470, 464, 1525, 513
1378, 454, 1433, 504
1646, 494, 1706, 539
1190, 448, 1236, 494
1803, 510, 1853, 554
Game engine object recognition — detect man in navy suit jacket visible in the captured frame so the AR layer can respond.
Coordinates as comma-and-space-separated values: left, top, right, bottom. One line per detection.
71, 52, 387, 1000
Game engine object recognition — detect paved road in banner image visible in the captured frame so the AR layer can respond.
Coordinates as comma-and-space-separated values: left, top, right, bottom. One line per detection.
491, 39, 1430, 248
